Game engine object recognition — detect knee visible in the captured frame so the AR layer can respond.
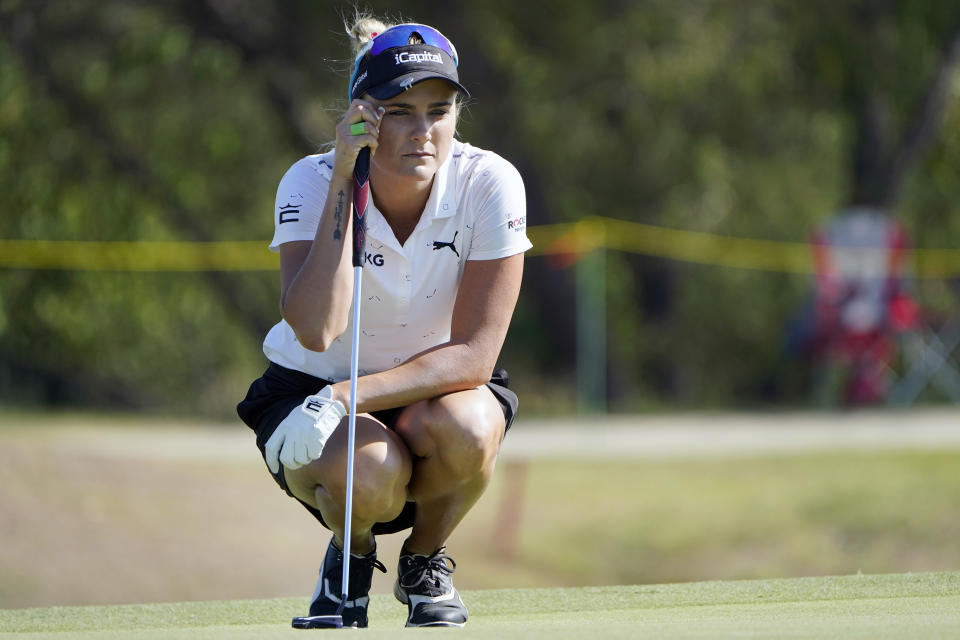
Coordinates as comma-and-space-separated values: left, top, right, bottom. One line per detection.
347, 466, 408, 522
448, 419, 499, 475
399, 392, 504, 477
318, 421, 412, 516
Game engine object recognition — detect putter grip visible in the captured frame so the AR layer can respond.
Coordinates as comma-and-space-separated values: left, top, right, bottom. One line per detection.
352, 147, 370, 268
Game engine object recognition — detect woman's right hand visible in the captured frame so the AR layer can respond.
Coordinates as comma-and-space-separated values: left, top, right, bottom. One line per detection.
333, 99, 385, 180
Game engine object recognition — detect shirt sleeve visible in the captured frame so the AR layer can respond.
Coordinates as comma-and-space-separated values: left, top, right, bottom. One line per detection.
269, 155, 334, 252
467, 155, 533, 261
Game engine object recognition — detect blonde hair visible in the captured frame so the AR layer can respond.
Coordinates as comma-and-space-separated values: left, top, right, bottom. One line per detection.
345, 13, 393, 58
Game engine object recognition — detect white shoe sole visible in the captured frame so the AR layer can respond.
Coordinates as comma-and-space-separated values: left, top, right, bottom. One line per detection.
394, 581, 467, 627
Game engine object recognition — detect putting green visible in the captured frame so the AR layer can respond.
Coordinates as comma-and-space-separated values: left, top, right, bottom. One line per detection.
2, 571, 958, 639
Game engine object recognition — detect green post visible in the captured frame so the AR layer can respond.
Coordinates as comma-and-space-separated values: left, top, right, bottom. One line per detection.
576, 245, 607, 413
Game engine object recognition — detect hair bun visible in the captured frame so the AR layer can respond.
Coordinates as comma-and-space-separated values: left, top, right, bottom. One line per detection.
347, 15, 390, 56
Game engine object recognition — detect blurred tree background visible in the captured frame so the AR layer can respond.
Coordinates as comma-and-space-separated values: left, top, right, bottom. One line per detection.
2, 0, 960, 419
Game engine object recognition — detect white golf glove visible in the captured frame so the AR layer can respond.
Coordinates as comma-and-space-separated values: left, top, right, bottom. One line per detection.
264, 385, 347, 474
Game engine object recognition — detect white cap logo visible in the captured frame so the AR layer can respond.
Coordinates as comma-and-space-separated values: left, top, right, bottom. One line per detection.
351, 71, 367, 94
395, 50, 443, 65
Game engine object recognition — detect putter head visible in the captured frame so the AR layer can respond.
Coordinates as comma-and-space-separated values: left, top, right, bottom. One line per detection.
291, 614, 349, 629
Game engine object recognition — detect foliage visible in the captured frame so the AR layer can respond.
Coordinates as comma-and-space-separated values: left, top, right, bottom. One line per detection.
1, 1, 960, 415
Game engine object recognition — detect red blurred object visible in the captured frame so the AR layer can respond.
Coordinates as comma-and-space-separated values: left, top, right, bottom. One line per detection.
806, 208, 920, 405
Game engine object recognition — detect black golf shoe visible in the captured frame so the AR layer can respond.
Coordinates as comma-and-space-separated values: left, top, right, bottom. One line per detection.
393, 546, 468, 627
306, 537, 385, 628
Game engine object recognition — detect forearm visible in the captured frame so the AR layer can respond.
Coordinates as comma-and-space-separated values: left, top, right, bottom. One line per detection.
332, 255, 522, 412
282, 177, 356, 350
331, 341, 497, 414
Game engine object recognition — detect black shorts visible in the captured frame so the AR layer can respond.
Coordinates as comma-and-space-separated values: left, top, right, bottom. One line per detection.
236, 361, 519, 534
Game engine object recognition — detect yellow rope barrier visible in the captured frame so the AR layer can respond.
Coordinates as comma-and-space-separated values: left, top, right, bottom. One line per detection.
528, 217, 960, 278
2, 218, 960, 276
0, 240, 277, 271
527, 217, 814, 273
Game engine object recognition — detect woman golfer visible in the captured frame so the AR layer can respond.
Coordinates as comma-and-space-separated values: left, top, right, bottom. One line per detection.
237, 16, 530, 628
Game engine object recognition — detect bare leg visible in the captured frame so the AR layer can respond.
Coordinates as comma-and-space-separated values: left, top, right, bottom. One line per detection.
393, 387, 505, 554
284, 415, 412, 554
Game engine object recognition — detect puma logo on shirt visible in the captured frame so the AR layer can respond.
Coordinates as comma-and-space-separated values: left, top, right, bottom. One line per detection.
433, 231, 460, 257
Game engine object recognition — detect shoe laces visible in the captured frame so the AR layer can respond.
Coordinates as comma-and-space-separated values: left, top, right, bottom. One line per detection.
325, 547, 386, 598
399, 547, 457, 592
357, 554, 388, 576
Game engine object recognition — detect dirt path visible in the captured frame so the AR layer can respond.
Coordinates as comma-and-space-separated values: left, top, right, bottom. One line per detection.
506, 408, 960, 458
4, 408, 957, 462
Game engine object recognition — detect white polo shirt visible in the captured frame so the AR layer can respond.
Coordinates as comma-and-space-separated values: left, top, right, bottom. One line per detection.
261, 139, 532, 382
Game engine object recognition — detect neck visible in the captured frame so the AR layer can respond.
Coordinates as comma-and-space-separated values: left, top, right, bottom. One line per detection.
370, 170, 435, 245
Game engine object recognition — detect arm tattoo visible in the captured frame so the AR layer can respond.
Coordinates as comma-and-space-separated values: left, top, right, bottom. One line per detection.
333, 190, 344, 241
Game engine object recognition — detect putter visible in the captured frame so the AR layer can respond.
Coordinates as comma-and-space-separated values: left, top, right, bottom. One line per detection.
292, 147, 370, 630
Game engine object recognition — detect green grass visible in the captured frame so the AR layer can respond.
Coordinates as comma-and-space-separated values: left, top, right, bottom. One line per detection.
2, 572, 959, 639
2, 413, 960, 608
515, 452, 960, 585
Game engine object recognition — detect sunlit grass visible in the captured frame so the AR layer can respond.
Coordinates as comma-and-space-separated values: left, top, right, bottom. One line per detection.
2, 573, 958, 639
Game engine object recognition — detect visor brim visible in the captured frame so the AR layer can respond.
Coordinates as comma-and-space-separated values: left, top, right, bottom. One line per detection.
366, 72, 470, 100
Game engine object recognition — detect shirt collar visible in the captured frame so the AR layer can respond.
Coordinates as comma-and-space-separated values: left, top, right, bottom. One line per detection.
366, 145, 458, 245
421, 145, 456, 220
